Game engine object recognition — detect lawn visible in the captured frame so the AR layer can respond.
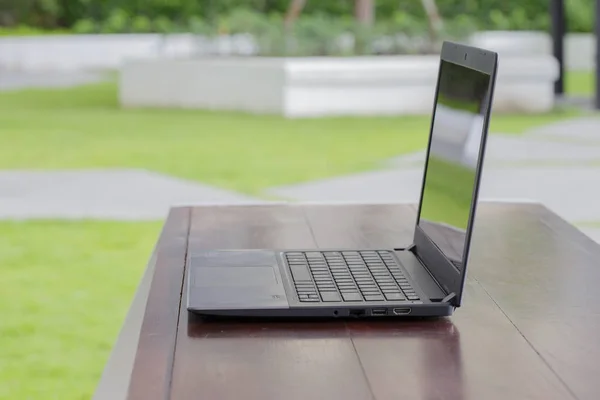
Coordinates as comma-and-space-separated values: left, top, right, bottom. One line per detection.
0, 221, 162, 400
0, 81, 590, 400
566, 70, 595, 96
0, 81, 583, 195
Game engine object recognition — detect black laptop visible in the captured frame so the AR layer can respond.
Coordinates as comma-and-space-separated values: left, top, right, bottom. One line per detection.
186, 41, 498, 318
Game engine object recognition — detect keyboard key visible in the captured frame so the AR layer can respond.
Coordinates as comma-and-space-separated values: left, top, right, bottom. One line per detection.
288, 262, 308, 266
364, 294, 385, 301
321, 292, 342, 302
407, 294, 420, 300
342, 292, 363, 301
340, 288, 359, 293
357, 282, 375, 288
379, 283, 398, 288
317, 284, 336, 290
361, 289, 381, 295
369, 268, 387, 273
290, 264, 312, 282
367, 262, 385, 267
309, 262, 327, 267
359, 286, 379, 292
317, 281, 335, 286
384, 293, 406, 301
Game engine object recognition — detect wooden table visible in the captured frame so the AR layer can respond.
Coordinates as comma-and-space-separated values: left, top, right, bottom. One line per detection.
93, 203, 600, 400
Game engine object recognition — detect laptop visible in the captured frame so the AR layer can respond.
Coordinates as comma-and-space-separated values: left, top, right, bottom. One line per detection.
186, 41, 498, 318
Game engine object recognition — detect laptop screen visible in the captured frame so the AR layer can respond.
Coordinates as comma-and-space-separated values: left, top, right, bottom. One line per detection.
417, 59, 491, 271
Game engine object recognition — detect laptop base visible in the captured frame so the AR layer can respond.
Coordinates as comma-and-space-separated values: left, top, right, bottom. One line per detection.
186, 248, 454, 318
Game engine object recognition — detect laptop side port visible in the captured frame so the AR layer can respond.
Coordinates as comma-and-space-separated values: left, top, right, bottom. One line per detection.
349, 309, 366, 317
371, 308, 387, 316
393, 308, 411, 315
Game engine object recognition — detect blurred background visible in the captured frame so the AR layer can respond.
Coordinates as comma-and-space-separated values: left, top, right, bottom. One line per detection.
1, 1, 599, 399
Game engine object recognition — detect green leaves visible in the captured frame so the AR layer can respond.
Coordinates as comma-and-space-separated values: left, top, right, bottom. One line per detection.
0, 0, 596, 35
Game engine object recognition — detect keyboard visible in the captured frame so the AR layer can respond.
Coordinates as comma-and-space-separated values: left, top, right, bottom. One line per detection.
284, 250, 420, 303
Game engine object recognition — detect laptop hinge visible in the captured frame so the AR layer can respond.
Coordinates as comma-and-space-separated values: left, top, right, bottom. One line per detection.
393, 244, 416, 252
397, 244, 453, 303
441, 292, 457, 305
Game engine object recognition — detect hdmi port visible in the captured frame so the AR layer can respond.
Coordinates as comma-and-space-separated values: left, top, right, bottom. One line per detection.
371, 308, 387, 316
393, 308, 411, 315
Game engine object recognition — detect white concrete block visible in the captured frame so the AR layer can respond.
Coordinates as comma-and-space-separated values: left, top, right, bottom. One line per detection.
470, 31, 596, 72
119, 54, 558, 116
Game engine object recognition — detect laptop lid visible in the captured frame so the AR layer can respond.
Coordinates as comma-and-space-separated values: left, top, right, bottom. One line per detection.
412, 41, 498, 307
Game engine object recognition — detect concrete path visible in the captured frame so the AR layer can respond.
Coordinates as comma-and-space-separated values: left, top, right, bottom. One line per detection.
267, 165, 600, 222
528, 116, 600, 143
386, 133, 600, 168
0, 169, 264, 221
579, 227, 600, 244
0, 70, 107, 91
267, 117, 600, 242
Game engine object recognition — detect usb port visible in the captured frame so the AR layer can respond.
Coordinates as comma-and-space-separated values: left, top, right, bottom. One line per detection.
371, 308, 387, 316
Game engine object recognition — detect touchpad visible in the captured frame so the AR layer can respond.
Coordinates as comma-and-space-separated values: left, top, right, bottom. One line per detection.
193, 266, 277, 287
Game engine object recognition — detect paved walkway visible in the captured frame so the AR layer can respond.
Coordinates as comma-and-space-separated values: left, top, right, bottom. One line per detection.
0, 70, 107, 91
267, 117, 600, 243
0, 169, 263, 221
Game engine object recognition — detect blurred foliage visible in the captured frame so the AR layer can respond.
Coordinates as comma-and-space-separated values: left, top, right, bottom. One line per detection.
0, 0, 594, 55
0, 0, 595, 33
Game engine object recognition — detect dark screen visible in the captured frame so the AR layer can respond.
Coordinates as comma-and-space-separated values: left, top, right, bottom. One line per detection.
417, 60, 491, 271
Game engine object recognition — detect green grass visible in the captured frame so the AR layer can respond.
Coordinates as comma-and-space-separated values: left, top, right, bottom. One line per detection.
566, 70, 595, 96
0, 26, 71, 36
574, 221, 600, 228
0, 82, 585, 195
0, 221, 162, 400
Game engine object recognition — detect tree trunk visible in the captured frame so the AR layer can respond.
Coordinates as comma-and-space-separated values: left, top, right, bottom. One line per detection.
284, 0, 307, 30
355, 0, 375, 26
421, 0, 443, 43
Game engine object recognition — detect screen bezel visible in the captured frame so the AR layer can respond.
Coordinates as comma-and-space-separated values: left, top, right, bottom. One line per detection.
412, 41, 498, 307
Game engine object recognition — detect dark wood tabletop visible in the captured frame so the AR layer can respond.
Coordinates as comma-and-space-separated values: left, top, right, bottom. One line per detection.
94, 202, 600, 400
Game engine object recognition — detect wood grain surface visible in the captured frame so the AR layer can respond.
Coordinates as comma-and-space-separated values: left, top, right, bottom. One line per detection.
122, 203, 600, 400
